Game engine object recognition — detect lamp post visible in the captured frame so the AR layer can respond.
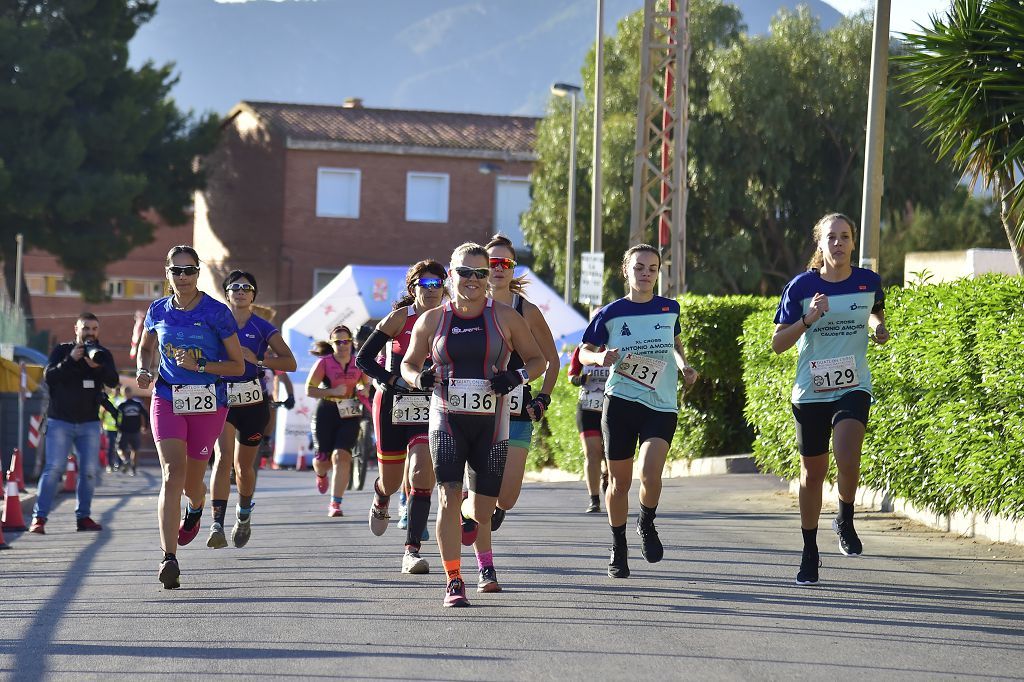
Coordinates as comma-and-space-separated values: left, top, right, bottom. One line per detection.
551, 82, 581, 305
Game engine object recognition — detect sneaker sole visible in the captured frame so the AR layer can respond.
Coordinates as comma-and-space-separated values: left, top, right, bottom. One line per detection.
477, 582, 501, 593
231, 524, 251, 548
832, 518, 863, 557
443, 598, 470, 608
794, 577, 819, 586
608, 568, 630, 579
207, 532, 228, 549
402, 559, 430, 575
369, 508, 390, 536
159, 562, 181, 590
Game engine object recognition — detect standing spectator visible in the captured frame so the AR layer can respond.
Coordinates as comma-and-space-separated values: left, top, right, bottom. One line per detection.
102, 386, 122, 472
30, 313, 119, 534
117, 386, 149, 476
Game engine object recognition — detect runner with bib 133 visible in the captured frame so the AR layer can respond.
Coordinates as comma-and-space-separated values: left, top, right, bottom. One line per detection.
771, 213, 888, 586
578, 244, 698, 579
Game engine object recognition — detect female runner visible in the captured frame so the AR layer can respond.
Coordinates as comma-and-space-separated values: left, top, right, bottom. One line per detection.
579, 244, 698, 579
401, 243, 544, 606
771, 213, 887, 585
136, 245, 245, 588
356, 260, 448, 574
306, 325, 369, 516
207, 270, 296, 549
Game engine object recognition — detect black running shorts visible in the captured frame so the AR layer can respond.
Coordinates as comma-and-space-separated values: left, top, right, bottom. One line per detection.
226, 398, 271, 447
601, 395, 678, 461
430, 413, 508, 498
312, 401, 362, 455
791, 389, 871, 457
576, 404, 602, 436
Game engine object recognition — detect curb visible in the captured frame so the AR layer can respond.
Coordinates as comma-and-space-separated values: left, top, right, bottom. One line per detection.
524, 454, 759, 484
787, 479, 1024, 546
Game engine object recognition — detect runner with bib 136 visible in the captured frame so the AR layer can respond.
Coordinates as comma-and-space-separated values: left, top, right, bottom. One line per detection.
771, 213, 888, 586
578, 244, 698, 579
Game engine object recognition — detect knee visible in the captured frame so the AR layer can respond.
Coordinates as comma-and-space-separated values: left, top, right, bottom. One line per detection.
801, 464, 827, 487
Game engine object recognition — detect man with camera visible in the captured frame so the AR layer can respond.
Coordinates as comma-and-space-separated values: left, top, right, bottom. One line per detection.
29, 313, 120, 534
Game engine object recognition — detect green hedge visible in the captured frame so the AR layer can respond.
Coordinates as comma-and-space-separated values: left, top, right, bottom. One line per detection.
531, 294, 774, 473
742, 275, 1024, 520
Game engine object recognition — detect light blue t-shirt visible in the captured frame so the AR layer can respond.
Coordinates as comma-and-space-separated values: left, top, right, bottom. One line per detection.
774, 268, 885, 404
145, 294, 238, 404
581, 296, 682, 413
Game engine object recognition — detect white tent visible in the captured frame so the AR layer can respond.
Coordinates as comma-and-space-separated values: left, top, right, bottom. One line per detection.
273, 264, 588, 465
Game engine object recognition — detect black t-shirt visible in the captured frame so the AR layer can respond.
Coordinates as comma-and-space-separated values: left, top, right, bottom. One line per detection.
117, 398, 147, 433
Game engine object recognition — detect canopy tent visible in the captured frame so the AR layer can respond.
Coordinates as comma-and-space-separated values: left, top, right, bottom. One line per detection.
273, 264, 588, 465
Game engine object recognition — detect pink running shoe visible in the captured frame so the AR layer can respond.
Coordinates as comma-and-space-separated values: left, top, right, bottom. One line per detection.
177, 509, 202, 546
443, 577, 469, 607
328, 501, 344, 517
315, 474, 329, 495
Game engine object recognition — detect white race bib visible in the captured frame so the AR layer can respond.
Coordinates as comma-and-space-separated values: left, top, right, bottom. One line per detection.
172, 384, 217, 415
810, 355, 860, 392
336, 398, 362, 418
446, 378, 498, 415
579, 367, 609, 411
614, 354, 668, 390
508, 384, 525, 414
227, 378, 263, 407
392, 393, 430, 425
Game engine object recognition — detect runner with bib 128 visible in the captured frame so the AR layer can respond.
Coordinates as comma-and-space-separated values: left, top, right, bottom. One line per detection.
771, 213, 888, 587
578, 244, 698, 579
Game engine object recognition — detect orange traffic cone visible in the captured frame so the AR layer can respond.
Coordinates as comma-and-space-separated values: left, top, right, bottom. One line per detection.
62, 453, 78, 493
2, 468, 28, 531
10, 448, 26, 493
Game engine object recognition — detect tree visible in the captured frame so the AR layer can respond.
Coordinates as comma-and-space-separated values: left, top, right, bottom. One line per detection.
896, 0, 1024, 274
522, 2, 960, 299
0, 1, 220, 303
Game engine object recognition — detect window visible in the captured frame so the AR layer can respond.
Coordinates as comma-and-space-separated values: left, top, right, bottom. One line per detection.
406, 172, 449, 223
316, 168, 361, 218
313, 269, 340, 295
25, 274, 45, 295
105, 280, 125, 299
495, 176, 532, 250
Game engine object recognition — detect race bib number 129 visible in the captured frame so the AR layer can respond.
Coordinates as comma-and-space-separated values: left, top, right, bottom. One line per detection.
810, 355, 859, 392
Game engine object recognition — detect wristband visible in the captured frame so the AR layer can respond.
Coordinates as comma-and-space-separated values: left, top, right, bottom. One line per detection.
136, 368, 152, 378
801, 315, 812, 329
515, 367, 529, 385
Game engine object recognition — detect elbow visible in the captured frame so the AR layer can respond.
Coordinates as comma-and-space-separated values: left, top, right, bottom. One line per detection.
227, 360, 246, 376
281, 359, 297, 372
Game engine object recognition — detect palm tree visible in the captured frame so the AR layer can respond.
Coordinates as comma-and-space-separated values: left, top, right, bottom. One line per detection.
896, 0, 1024, 274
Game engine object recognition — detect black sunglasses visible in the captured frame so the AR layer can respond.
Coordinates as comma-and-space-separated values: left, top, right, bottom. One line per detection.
167, 265, 200, 277
226, 283, 256, 292
454, 266, 489, 280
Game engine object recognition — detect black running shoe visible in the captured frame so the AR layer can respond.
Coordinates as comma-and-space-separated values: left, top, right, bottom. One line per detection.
832, 517, 863, 556
490, 507, 506, 533
477, 566, 501, 593
608, 544, 630, 578
159, 558, 180, 590
795, 548, 821, 585
586, 500, 600, 514
636, 521, 664, 563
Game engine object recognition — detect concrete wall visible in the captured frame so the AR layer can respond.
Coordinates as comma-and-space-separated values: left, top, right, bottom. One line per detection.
904, 248, 1018, 285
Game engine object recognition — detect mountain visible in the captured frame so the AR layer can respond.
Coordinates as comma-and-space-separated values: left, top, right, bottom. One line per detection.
129, 0, 843, 117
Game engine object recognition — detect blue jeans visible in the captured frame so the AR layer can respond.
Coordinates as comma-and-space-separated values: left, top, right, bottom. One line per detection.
33, 419, 101, 521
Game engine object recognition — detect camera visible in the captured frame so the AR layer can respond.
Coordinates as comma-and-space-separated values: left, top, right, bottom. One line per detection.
83, 341, 108, 364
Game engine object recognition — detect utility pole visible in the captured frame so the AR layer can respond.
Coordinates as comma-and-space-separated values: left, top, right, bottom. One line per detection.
591, 0, 605, 258
858, 0, 890, 273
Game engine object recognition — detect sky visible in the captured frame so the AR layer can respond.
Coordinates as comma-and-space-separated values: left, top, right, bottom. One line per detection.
822, 0, 954, 34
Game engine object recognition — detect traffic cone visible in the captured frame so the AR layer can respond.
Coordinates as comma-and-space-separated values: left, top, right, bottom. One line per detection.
0, 516, 8, 549
259, 455, 268, 470
98, 433, 108, 468
295, 447, 307, 471
2, 468, 28, 531
62, 454, 78, 493
10, 448, 26, 493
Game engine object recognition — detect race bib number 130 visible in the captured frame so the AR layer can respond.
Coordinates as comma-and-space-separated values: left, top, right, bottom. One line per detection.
810, 355, 859, 392
615, 354, 668, 390
172, 384, 217, 415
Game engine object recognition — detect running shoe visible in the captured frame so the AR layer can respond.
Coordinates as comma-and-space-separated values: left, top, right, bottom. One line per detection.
477, 566, 501, 593
461, 514, 478, 546
397, 503, 409, 529
636, 521, 664, 563
586, 500, 601, 514
369, 503, 390, 536
832, 517, 863, 556
608, 543, 630, 578
422, 526, 429, 541
29, 517, 46, 534
328, 501, 344, 517
178, 509, 202, 546
231, 513, 252, 548
443, 577, 470, 607
158, 558, 181, 590
401, 549, 430, 574
795, 548, 822, 585
490, 507, 506, 532
206, 522, 228, 549
315, 474, 329, 495
76, 517, 102, 532
130, 465, 137, 476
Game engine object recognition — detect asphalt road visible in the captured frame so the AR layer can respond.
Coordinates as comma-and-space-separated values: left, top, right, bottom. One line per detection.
3, 466, 1023, 681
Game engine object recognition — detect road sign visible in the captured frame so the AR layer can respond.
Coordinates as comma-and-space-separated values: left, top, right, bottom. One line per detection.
578, 251, 604, 305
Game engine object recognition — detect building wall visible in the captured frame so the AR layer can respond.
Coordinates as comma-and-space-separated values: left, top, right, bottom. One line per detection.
276, 148, 533, 320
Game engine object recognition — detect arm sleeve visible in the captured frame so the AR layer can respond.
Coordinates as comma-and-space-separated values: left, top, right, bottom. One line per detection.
214, 304, 238, 340
581, 309, 609, 347
43, 344, 74, 384
773, 278, 805, 325
98, 352, 119, 388
355, 329, 396, 385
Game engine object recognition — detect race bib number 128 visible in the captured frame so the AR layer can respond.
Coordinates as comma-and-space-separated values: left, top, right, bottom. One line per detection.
172, 384, 217, 415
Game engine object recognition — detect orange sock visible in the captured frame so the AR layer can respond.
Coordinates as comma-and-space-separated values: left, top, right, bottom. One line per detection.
443, 559, 462, 581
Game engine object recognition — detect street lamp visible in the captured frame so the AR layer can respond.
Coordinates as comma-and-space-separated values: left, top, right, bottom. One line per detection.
551, 82, 581, 305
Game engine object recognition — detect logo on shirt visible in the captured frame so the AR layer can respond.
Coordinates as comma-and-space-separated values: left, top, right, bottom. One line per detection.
858, 285, 868, 291
246, 333, 256, 339
451, 326, 482, 335
620, 323, 632, 336
850, 303, 868, 311
661, 307, 670, 312
654, 323, 671, 330
194, 322, 203, 327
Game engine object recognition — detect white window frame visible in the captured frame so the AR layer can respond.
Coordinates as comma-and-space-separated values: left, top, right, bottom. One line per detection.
405, 172, 450, 223
494, 175, 532, 250
316, 167, 361, 219
313, 268, 341, 295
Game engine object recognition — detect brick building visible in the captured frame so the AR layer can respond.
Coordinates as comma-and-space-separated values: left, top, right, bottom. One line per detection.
192, 99, 539, 320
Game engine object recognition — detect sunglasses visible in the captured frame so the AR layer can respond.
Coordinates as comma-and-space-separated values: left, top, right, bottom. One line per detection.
454, 266, 489, 280
331, 338, 352, 345
226, 283, 256, 292
489, 257, 517, 271
167, 265, 200, 277
417, 277, 445, 289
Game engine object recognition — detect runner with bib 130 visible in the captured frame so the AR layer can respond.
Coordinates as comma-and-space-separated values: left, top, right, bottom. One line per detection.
771, 213, 888, 586
578, 244, 698, 579
356, 260, 448, 575
207, 270, 296, 550
136, 245, 246, 589
401, 242, 545, 607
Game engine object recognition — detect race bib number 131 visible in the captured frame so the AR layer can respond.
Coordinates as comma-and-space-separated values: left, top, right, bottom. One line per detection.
615, 353, 668, 390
